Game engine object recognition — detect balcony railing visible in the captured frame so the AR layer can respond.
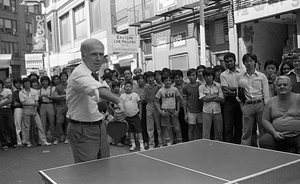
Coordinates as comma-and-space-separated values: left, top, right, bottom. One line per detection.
233, 0, 287, 10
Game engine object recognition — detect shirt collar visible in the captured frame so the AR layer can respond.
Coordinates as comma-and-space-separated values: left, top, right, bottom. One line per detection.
226, 68, 241, 74
205, 81, 217, 87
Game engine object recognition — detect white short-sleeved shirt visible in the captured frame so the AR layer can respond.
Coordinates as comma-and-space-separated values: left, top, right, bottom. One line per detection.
156, 86, 180, 110
120, 92, 140, 117
19, 88, 39, 110
66, 62, 109, 122
0, 88, 12, 108
199, 82, 223, 114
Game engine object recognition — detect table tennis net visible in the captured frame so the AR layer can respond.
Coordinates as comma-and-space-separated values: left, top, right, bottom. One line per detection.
226, 159, 300, 184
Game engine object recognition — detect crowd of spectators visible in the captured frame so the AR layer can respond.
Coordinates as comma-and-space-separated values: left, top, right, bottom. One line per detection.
1, 51, 300, 154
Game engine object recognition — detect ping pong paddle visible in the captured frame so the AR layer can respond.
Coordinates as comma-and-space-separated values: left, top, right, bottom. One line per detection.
106, 119, 128, 140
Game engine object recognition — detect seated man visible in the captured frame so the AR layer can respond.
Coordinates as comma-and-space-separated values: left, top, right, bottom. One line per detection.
259, 76, 300, 153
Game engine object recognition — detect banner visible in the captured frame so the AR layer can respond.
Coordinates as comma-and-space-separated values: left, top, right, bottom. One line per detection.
112, 34, 139, 53
25, 54, 44, 69
32, 15, 46, 52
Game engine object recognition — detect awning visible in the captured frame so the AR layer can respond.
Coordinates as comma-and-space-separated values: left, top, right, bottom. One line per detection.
0, 54, 12, 68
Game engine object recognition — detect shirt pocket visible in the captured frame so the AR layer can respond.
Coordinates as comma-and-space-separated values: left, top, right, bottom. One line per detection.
253, 80, 262, 89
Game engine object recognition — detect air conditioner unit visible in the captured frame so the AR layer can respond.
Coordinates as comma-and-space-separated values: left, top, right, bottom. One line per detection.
11, 9, 17, 13
13, 31, 18, 35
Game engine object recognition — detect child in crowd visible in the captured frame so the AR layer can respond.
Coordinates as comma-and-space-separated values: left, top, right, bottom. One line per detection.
183, 68, 203, 141
108, 81, 125, 147
264, 59, 279, 97
199, 67, 224, 141
120, 81, 145, 151
155, 73, 183, 146
144, 71, 163, 149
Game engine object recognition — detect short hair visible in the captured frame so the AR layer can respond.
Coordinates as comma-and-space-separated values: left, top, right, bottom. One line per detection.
172, 70, 183, 78
52, 75, 60, 86
242, 53, 258, 64
80, 38, 104, 57
223, 52, 236, 61
13, 78, 23, 85
28, 73, 39, 80
3, 77, 12, 83
161, 73, 172, 82
124, 70, 132, 75
162, 68, 171, 75
197, 65, 206, 71
214, 65, 225, 73
111, 81, 120, 89
111, 70, 119, 78
133, 74, 145, 81
22, 78, 31, 85
59, 71, 68, 79
203, 67, 215, 79
124, 80, 133, 86
187, 68, 197, 76
119, 74, 125, 78
104, 68, 112, 74
145, 71, 155, 80
133, 67, 142, 75
154, 70, 162, 76
40, 76, 51, 84
264, 59, 279, 71
292, 53, 300, 60
102, 72, 112, 80
280, 61, 294, 75
274, 75, 292, 86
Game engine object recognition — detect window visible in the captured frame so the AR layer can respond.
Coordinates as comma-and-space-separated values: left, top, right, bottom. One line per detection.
4, 19, 12, 34
60, 13, 71, 44
74, 3, 86, 39
1, 41, 19, 55
34, 5, 39, 14
0, 18, 4, 34
11, 0, 16, 12
12, 20, 17, 35
214, 18, 229, 45
169, 54, 188, 70
26, 44, 33, 53
90, 0, 102, 32
141, 38, 152, 55
26, 22, 32, 37
3, 0, 10, 11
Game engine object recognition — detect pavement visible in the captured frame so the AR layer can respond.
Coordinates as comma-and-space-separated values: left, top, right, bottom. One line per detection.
0, 143, 131, 184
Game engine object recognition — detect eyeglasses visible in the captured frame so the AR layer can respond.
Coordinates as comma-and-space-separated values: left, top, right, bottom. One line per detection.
119, 79, 125, 81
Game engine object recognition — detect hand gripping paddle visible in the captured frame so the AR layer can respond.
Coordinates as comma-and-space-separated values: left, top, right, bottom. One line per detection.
106, 119, 128, 140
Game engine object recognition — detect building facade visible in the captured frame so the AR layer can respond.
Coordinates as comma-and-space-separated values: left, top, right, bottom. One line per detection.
0, 0, 40, 79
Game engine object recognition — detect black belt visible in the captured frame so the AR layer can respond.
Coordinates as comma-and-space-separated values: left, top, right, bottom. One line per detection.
42, 102, 52, 104
245, 99, 263, 105
70, 119, 101, 125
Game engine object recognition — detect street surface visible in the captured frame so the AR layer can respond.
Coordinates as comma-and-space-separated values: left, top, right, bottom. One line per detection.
0, 143, 130, 184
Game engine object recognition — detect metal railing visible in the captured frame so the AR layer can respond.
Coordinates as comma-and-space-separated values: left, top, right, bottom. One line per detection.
233, 0, 287, 10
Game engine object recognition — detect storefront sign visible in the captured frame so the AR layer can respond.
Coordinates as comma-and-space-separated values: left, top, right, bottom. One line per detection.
112, 34, 138, 53
234, 0, 300, 23
25, 54, 43, 69
170, 32, 186, 48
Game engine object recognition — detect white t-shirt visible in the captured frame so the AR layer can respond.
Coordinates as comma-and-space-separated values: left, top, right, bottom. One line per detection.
0, 88, 12, 108
120, 92, 140, 117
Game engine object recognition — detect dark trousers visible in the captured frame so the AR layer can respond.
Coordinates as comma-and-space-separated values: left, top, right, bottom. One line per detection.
259, 133, 300, 154
223, 96, 243, 144
141, 102, 148, 143
0, 108, 17, 146
179, 107, 188, 142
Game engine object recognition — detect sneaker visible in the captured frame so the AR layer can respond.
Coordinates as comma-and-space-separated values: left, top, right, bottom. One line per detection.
116, 142, 124, 147
140, 147, 145, 151
27, 144, 32, 148
43, 142, 52, 146
64, 139, 69, 144
53, 139, 59, 145
148, 146, 154, 150
2, 146, 9, 151
129, 146, 136, 151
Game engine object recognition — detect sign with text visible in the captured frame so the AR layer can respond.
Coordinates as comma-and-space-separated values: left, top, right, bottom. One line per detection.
112, 34, 138, 53
171, 32, 186, 48
234, 0, 300, 23
157, 0, 177, 15
32, 15, 46, 52
25, 54, 43, 69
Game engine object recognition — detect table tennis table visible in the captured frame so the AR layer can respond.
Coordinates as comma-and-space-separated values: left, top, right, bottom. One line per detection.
39, 139, 300, 184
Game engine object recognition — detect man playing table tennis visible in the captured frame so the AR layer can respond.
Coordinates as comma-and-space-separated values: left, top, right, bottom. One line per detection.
66, 38, 126, 163
259, 76, 300, 154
